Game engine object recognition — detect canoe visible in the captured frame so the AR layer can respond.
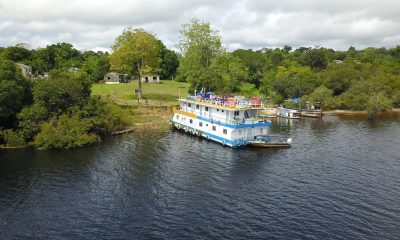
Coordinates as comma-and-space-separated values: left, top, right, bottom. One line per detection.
248, 138, 292, 148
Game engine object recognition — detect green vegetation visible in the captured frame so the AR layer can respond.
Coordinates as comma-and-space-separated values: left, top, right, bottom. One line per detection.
110, 28, 163, 99
92, 80, 189, 106
1, 19, 400, 149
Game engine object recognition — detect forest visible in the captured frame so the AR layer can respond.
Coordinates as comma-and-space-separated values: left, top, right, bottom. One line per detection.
1, 19, 399, 149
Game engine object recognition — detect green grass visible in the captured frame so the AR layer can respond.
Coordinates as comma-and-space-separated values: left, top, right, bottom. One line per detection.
92, 80, 190, 106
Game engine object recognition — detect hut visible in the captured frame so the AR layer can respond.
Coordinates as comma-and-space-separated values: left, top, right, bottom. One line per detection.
140, 74, 160, 83
16, 63, 32, 79
104, 72, 129, 84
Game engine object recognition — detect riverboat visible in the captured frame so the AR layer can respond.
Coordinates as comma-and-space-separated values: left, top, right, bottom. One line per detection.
276, 107, 300, 119
171, 93, 280, 148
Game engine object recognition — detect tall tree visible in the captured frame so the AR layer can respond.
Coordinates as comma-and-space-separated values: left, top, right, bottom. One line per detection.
110, 28, 161, 99
177, 19, 224, 91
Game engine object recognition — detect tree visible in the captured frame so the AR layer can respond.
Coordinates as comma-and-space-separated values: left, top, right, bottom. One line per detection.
271, 65, 321, 99
159, 47, 179, 80
208, 53, 248, 93
110, 28, 161, 99
0, 59, 32, 128
82, 54, 110, 81
303, 86, 333, 110
366, 92, 392, 119
1, 47, 31, 62
33, 70, 91, 114
177, 19, 224, 91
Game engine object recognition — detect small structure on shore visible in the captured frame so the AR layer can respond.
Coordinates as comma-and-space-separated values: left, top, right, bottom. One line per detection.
16, 63, 32, 79
140, 74, 160, 83
68, 67, 80, 74
104, 72, 129, 84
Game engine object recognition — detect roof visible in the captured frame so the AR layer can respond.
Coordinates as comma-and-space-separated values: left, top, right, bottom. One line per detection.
16, 63, 31, 69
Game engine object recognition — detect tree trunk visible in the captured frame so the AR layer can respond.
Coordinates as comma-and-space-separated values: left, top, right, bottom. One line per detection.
138, 74, 142, 99
137, 63, 142, 100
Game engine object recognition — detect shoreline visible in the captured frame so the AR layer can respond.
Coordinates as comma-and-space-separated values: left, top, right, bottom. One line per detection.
324, 109, 400, 114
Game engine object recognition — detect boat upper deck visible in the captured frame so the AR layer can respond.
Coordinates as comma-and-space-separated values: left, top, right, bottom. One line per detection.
179, 94, 264, 111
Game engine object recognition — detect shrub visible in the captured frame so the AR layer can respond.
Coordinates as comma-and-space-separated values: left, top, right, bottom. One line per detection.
1, 129, 25, 147
34, 114, 100, 150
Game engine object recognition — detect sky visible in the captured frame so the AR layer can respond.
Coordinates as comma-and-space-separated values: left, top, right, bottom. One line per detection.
0, 0, 399, 52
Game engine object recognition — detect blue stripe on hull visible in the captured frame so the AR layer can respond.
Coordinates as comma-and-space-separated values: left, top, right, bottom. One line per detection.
196, 116, 272, 129
171, 120, 254, 148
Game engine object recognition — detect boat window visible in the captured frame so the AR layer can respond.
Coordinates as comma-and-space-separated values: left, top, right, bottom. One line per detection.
199, 122, 203, 127
212, 126, 216, 131
205, 107, 209, 112
223, 129, 227, 134
190, 119, 193, 124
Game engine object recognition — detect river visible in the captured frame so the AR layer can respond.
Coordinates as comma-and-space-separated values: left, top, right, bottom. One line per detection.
1, 113, 400, 239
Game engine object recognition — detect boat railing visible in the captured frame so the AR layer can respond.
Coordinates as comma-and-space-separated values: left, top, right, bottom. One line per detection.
204, 115, 271, 126
185, 95, 263, 109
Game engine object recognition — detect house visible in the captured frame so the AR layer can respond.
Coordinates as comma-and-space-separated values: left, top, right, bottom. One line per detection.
140, 74, 160, 83
104, 72, 129, 84
333, 60, 344, 64
16, 63, 32, 79
68, 67, 80, 74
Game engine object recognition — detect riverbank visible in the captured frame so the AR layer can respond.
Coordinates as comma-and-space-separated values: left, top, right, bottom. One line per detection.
325, 108, 400, 115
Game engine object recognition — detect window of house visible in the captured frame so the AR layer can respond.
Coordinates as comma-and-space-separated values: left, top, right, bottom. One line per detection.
217, 109, 219, 111
222, 110, 224, 112
260, 128, 263, 134
206, 124, 208, 127
234, 111, 239, 116
199, 122, 203, 127
108, 77, 111, 80
196, 105, 199, 109
176, 115, 179, 119
223, 129, 227, 134
239, 130, 242, 134
205, 107, 209, 111
190, 119, 193, 124
188, 103, 192, 107
212, 126, 216, 131
153, 76, 157, 80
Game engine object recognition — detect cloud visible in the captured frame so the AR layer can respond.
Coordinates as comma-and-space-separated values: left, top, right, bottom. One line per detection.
0, 0, 399, 51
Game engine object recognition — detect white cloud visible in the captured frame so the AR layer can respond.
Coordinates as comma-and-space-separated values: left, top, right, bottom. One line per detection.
0, 0, 399, 51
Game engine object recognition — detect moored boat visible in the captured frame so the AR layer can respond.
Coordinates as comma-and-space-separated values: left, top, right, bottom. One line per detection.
300, 109, 323, 118
248, 136, 292, 148
276, 107, 300, 119
171, 92, 275, 148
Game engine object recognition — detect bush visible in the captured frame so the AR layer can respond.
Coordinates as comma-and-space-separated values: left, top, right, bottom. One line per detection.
1, 129, 25, 147
34, 114, 100, 150
17, 104, 48, 141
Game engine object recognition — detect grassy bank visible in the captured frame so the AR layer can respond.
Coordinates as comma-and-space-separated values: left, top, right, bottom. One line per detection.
91, 80, 189, 132
92, 80, 190, 106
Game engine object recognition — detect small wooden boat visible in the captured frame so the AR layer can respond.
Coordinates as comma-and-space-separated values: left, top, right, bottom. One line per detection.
300, 110, 323, 118
248, 137, 292, 148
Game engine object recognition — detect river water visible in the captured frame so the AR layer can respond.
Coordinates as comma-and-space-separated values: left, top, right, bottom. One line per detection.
1, 113, 400, 239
